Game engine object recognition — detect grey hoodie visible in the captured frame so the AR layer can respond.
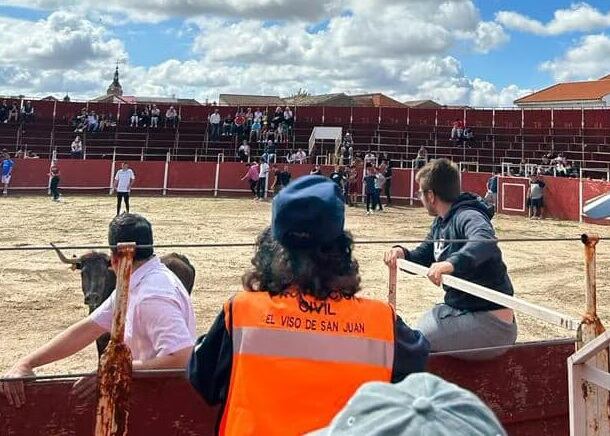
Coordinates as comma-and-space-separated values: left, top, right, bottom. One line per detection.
405, 193, 513, 312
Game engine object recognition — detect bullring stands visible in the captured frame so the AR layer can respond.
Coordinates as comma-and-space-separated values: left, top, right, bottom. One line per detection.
2, 99, 610, 173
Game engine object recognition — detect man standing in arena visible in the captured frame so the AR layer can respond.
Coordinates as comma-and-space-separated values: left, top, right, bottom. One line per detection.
1, 214, 196, 407
528, 175, 545, 219
188, 175, 429, 435
49, 160, 61, 201
384, 159, 517, 359
257, 157, 269, 200
114, 162, 135, 215
2, 151, 14, 196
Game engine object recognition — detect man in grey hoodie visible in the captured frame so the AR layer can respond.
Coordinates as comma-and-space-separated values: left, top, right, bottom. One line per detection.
385, 159, 517, 359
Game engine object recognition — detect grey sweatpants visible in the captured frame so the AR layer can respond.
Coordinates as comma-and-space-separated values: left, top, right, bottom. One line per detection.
416, 304, 518, 360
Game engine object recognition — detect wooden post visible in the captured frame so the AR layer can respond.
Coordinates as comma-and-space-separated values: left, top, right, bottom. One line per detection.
95, 242, 135, 436
388, 263, 397, 310
577, 234, 610, 435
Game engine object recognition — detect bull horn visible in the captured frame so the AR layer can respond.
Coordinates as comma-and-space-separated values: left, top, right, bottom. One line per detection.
50, 243, 78, 265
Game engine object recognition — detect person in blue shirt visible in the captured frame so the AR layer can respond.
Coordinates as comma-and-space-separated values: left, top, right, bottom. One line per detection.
363, 166, 377, 215
484, 172, 498, 208
2, 151, 15, 196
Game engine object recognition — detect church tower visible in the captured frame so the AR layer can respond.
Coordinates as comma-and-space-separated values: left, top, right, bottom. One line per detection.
106, 65, 123, 96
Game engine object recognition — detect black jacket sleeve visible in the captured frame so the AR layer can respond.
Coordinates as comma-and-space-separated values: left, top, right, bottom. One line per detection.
404, 228, 435, 267
445, 209, 499, 274
187, 309, 233, 405
391, 316, 430, 383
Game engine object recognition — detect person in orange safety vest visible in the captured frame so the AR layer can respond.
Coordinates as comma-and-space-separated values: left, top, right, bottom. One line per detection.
188, 175, 430, 436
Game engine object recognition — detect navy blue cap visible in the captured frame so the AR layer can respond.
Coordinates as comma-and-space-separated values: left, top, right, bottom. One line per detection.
272, 175, 345, 247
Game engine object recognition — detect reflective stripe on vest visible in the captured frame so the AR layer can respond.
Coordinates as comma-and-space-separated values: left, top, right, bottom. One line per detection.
220, 291, 395, 436
233, 326, 393, 369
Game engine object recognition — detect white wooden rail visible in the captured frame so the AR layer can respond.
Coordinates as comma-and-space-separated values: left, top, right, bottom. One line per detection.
395, 258, 581, 331
569, 330, 610, 436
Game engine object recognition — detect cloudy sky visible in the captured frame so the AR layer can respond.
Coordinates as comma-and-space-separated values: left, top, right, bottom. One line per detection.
1, 1, 610, 106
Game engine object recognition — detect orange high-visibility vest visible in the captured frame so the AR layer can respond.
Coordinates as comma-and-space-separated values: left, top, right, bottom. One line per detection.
219, 290, 395, 436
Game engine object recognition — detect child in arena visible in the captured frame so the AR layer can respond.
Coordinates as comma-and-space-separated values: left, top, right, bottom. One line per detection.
385, 159, 517, 359
188, 175, 429, 436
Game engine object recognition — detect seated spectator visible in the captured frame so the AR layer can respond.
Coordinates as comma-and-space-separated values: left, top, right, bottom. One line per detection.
1, 214, 197, 408
385, 159, 517, 359
165, 106, 178, 129
237, 140, 250, 162
71, 136, 83, 159
451, 119, 464, 140
271, 106, 284, 127
222, 114, 233, 136
249, 117, 262, 142
150, 105, 160, 128
21, 101, 34, 123
106, 112, 116, 128
25, 151, 39, 159
0, 100, 8, 124
308, 372, 506, 436
188, 177, 429, 435
97, 114, 107, 131
8, 102, 19, 123
130, 106, 139, 127
253, 107, 263, 123
140, 105, 151, 128
244, 108, 253, 137
541, 153, 551, 166
462, 127, 474, 147
86, 111, 99, 132
414, 145, 428, 169
283, 106, 294, 134
263, 139, 277, 164
14, 149, 25, 159
295, 148, 307, 164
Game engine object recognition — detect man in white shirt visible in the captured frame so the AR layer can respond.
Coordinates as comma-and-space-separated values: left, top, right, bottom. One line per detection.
0, 214, 197, 408
257, 158, 270, 200
114, 162, 135, 216
209, 109, 221, 140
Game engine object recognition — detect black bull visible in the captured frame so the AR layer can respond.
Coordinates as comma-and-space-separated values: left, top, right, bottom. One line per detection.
51, 244, 196, 357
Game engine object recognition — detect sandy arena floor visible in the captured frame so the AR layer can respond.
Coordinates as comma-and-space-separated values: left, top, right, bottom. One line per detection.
1, 194, 609, 375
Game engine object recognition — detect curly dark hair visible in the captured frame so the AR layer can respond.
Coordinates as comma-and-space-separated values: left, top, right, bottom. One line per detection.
242, 227, 361, 299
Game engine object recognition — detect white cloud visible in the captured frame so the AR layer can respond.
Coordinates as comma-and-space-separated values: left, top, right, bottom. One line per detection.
472, 22, 510, 53
0, 1, 525, 107
2, 0, 342, 23
0, 11, 125, 70
540, 34, 610, 82
497, 3, 610, 36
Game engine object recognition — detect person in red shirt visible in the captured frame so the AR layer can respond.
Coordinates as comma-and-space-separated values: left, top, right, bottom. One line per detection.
233, 112, 246, 140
